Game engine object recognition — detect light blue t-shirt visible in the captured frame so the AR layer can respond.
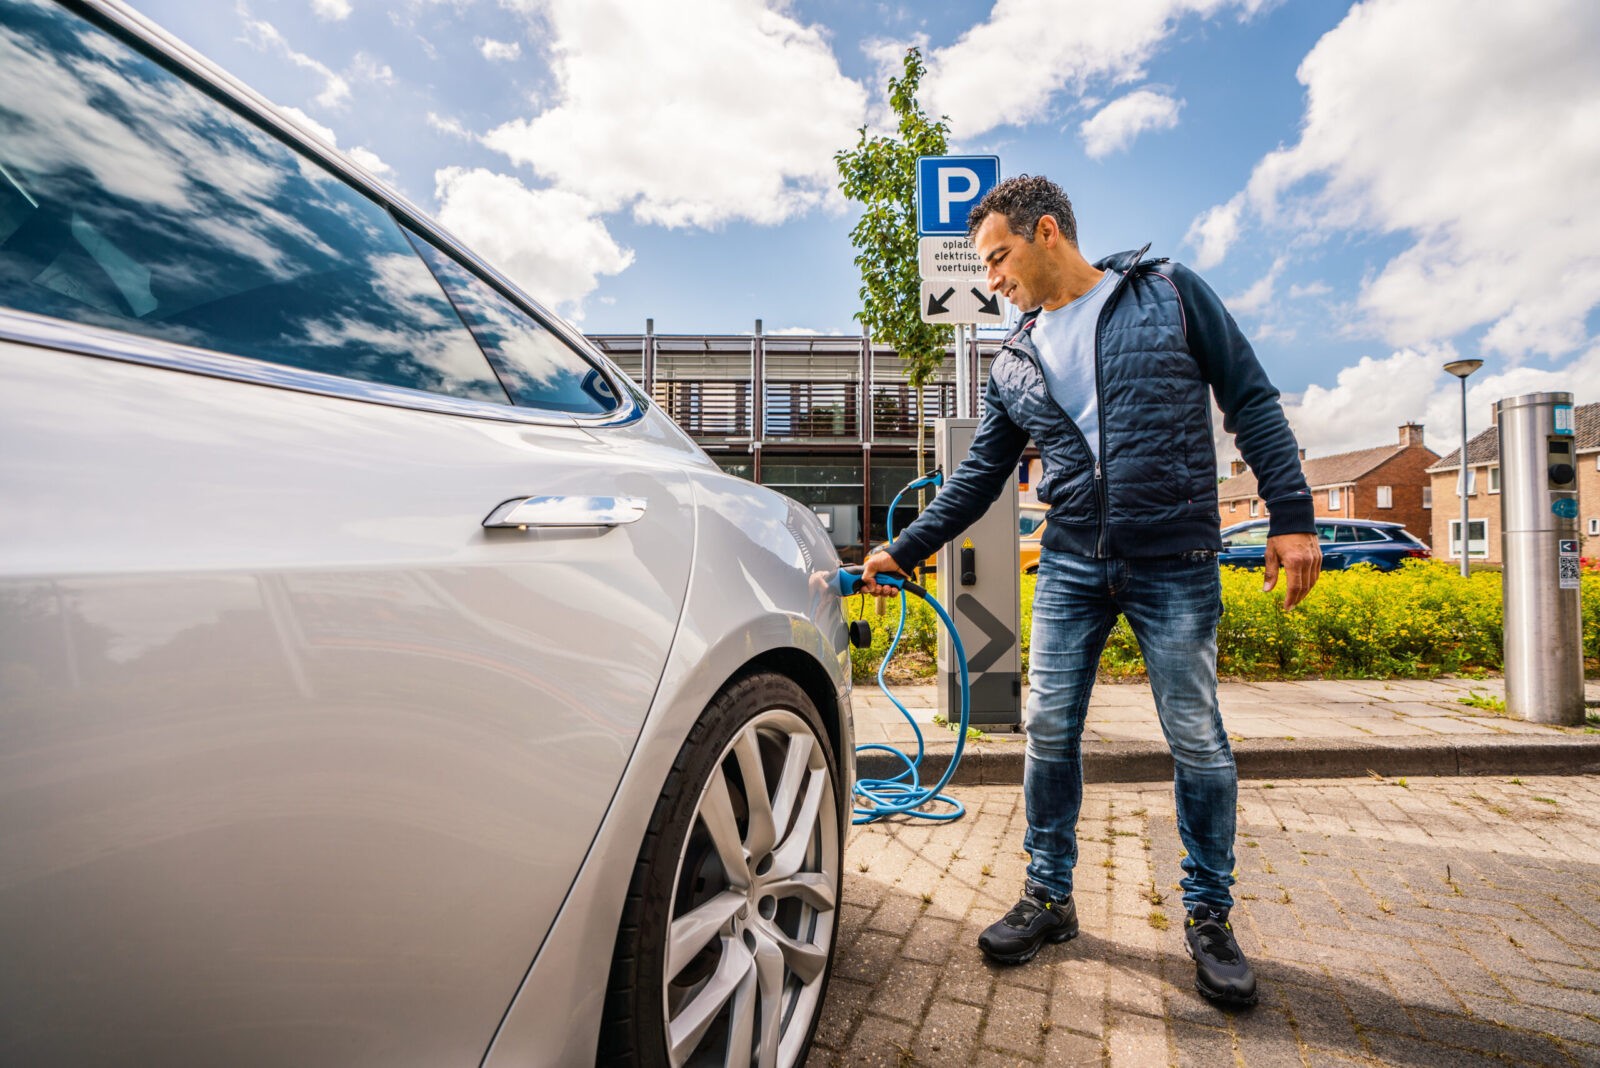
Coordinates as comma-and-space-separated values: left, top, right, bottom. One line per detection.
1032, 269, 1119, 461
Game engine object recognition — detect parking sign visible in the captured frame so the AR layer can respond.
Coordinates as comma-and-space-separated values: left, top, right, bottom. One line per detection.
917, 155, 1000, 236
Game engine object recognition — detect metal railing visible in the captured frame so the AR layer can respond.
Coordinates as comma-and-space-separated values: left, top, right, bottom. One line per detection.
584, 320, 1006, 445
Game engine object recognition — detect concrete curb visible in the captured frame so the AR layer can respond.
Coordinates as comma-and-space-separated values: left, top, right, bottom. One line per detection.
854, 735, 1600, 786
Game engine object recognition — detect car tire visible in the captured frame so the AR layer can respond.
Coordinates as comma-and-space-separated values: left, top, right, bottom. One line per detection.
598, 672, 843, 1068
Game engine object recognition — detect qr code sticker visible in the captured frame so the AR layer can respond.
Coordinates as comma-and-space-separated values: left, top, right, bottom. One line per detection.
1559, 554, 1581, 590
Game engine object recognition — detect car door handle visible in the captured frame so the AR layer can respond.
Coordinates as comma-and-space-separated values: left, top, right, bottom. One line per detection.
483, 495, 647, 529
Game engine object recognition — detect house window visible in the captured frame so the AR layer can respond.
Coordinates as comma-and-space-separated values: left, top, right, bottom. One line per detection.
1376, 485, 1393, 508
1229, 501, 1238, 513
1590, 517, 1599, 536
1488, 466, 1500, 494
1327, 487, 1342, 510
1457, 468, 1477, 496
1249, 499, 1260, 517
1447, 519, 1489, 559
1423, 485, 1433, 509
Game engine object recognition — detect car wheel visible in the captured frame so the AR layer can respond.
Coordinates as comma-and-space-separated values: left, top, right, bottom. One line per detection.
599, 672, 842, 1068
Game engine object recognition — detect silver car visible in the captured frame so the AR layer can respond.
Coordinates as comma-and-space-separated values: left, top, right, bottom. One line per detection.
0, 1, 854, 1064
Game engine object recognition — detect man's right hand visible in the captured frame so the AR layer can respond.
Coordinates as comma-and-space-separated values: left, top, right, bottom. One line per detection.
859, 548, 908, 596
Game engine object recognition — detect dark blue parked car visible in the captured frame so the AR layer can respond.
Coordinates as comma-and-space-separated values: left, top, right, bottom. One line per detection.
1219, 518, 1431, 572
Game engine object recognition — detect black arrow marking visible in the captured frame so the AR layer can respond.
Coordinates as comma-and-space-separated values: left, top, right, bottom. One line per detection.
955, 593, 1015, 673
927, 286, 955, 316
971, 287, 1000, 316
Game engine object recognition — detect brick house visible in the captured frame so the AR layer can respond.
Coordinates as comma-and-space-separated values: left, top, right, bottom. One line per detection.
1425, 402, 1599, 565
1217, 423, 1439, 543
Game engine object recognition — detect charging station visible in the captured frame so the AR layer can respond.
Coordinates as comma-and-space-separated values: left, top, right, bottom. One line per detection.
932, 417, 1022, 730
1496, 391, 1585, 725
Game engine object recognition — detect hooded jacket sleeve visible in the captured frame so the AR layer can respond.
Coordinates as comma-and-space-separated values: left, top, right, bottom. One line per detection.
884, 374, 1030, 570
1166, 262, 1314, 537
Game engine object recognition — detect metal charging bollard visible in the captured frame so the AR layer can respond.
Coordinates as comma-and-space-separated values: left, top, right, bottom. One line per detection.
1495, 391, 1585, 725
932, 418, 1022, 730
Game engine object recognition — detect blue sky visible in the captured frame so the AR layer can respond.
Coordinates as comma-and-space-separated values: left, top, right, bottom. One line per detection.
130, 0, 1599, 460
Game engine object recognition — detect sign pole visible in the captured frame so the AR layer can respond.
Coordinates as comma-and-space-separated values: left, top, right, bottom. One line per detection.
954, 324, 968, 419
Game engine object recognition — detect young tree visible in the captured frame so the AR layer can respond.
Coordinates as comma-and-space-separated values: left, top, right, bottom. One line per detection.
835, 48, 951, 501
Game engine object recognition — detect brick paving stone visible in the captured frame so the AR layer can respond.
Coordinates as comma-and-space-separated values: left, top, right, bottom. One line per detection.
814, 976, 872, 1050
1171, 1021, 1236, 1067
910, 1000, 982, 1067
1106, 1011, 1168, 1067
816, 775, 1600, 1067
1362, 1030, 1508, 1068
931, 949, 994, 1007
901, 914, 960, 964
1411, 1007, 1578, 1066
981, 983, 1048, 1058
1051, 956, 1108, 1035
1277, 979, 1364, 1055
1044, 1027, 1105, 1065
834, 930, 904, 986
1458, 993, 1600, 1050
868, 959, 940, 1023
864, 889, 923, 937
1234, 1006, 1304, 1068
1327, 969, 1424, 1038
834, 1014, 916, 1067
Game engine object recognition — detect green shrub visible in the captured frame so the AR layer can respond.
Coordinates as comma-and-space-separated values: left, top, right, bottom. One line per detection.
843, 559, 1594, 684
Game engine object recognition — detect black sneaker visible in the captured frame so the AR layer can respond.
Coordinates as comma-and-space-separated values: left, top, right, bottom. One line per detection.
1184, 905, 1257, 1006
977, 890, 1078, 964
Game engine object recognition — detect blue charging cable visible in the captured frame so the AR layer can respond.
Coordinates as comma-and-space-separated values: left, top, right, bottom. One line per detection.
834, 471, 973, 825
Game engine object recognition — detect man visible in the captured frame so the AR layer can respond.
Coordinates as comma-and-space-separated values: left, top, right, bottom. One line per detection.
860, 175, 1320, 1006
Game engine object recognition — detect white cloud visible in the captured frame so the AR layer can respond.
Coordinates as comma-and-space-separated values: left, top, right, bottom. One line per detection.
348, 146, 394, 177
1226, 256, 1286, 315
483, 0, 866, 228
1079, 89, 1182, 159
478, 37, 522, 61
1184, 193, 1243, 270
1288, 280, 1330, 299
238, 7, 351, 108
1218, 343, 1600, 463
275, 104, 337, 146
921, 0, 1262, 140
349, 53, 395, 85
1190, 0, 1600, 362
427, 112, 473, 139
433, 167, 633, 316
311, 0, 352, 19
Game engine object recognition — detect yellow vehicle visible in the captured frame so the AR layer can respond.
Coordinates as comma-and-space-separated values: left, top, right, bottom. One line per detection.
1019, 503, 1048, 573
921, 502, 1050, 573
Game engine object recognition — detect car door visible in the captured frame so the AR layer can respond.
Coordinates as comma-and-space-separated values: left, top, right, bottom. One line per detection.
0, 5, 693, 1063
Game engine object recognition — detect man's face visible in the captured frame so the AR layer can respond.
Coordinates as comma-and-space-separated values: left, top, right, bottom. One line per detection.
974, 211, 1052, 311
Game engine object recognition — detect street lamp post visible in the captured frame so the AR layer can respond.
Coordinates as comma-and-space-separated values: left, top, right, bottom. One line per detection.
1443, 359, 1484, 577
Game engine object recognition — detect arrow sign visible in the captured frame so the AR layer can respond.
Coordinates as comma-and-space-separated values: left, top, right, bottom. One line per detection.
955, 593, 1015, 673
920, 277, 1007, 325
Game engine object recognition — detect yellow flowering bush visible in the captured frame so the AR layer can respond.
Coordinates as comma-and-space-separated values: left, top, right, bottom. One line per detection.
843, 560, 1595, 683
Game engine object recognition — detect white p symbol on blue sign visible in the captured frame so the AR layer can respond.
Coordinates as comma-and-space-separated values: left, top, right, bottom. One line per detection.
917, 155, 1001, 236
938, 168, 980, 224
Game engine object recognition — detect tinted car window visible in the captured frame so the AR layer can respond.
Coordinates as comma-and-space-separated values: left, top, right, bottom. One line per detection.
1019, 511, 1047, 537
0, 0, 507, 405
1227, 526, 1272, 547
405, 229, 617, 416
1335, 525, 1368, 543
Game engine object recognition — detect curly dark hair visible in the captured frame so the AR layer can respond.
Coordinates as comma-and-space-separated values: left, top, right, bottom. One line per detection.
966, 175, 1078, 246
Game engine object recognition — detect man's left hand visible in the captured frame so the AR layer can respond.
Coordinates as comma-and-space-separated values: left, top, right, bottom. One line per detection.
1263, 533, 1322, 610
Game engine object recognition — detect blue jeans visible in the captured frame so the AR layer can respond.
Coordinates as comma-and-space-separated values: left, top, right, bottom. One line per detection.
1023, 547, 1236, 911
